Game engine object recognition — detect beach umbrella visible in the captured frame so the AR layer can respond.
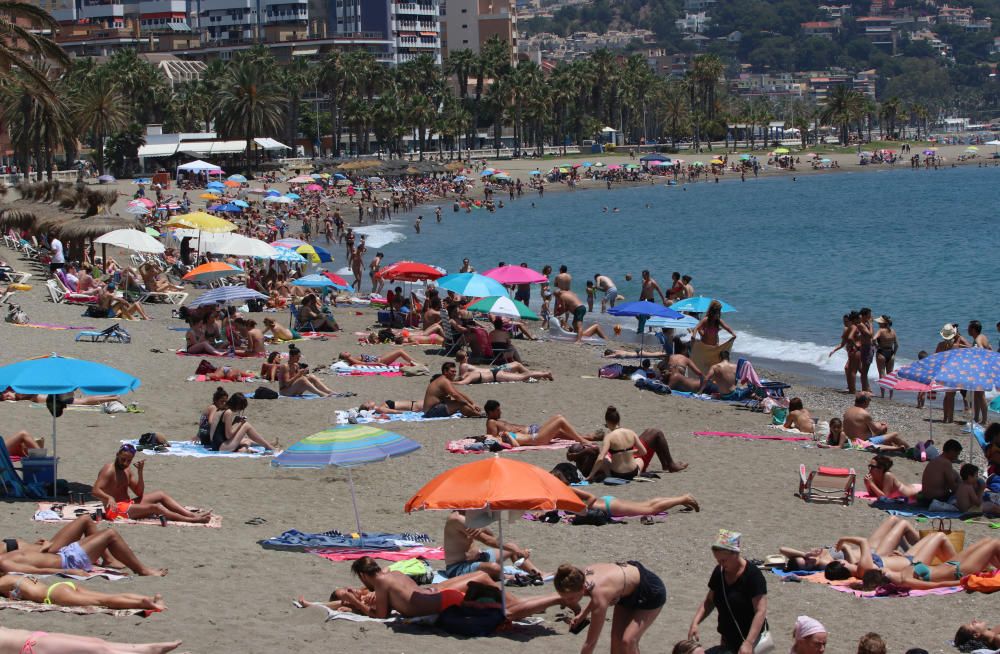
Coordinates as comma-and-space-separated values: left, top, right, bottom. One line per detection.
227, 174, 247, 183
210, 234, 278, 259
295, 243, 333, 263
452, 175, 466, 182
264, 195, 294, 204
710, 159, 724, 165
321, 271, 351, 288
206, 181, 224, 189
125, 205, 150, 215
265, 189, 281, 196
479, 170, 494, 177
97, 175, 115, 183
529, 170, 541, 176
378, 261, 444, 282
878, 372, 953, 441
145, 227, 160, 237
291, 273, 343, 290
164, 211, 237, 233
288, 175, 314, 184
210, 203, 243, 213
187, 285, 266, 308
333, 173, 347, 180
285, 193, 300, 200
582, 162, 593, 167
821, 158, 832, 163
645, 314, 700, 330
247, 187, 267, 194
436, 272, 507, 298
232, 200, 249, 208
739, 154, 751, 160
133, 178, 150, 185
670, 296, 737, 314
183, 261, 244, 284
272, 238, 309, 248
691, 161, 704, 167
305, 184, 323, 191
223, 180, 241, 188
275, 425, 421, 532
95, 228, 164, 254
607, 164, 621, 170
468, 296, 538, 320
609, 301, 686, 350
0, 354, 140, 496
199, 192, 219, 200
774, 148, 790, 154
270, 247, 308, 263
405, 455, 585, 611
483, 265, 547, 285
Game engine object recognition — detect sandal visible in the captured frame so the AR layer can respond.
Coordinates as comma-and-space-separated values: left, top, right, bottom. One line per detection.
640, 516, 656, 526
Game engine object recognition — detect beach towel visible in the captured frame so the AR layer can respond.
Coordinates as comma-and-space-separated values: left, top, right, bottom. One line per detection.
870, 498, 969, 520
962, 569, 1000, 593
261, 529, 431, 552
311, 546, 445, 562
770, 425, 815, 437
119, 439, 275, 458
768, 569, 961, 598
316, 606, 544, 628
694, 431, 811, 442
11, 323, 97, 331
189, 373, 260, 383
8, 568, 128, 581
270, 391, 357, 400
174, 350, 265, 358
691, 339, 734, 377
334, 409, 463, 425
0, 598, 144, 617
330, 361, 404, 376
446, 437, 576, 454
34, 502, 223, 528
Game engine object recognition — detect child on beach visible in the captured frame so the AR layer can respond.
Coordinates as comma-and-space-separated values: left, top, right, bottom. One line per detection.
585, 281, 595, 312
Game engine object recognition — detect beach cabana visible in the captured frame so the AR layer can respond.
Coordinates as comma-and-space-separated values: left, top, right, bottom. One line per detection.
176, 159, 224, 181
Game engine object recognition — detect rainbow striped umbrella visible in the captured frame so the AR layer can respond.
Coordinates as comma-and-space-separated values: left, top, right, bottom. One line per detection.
273, 425, 421, 531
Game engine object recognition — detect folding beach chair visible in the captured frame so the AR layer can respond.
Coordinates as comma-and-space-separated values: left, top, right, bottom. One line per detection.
75, 323, 131, 344
0, 439, 46, 499
290, 303, 315, 332
798, 464, 856, 506
738, 358, 791, 411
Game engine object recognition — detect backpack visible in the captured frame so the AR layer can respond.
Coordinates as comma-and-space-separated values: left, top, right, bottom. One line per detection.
195, 359, 217, 375
387, 558, 434, 585
253, 386, 279, 399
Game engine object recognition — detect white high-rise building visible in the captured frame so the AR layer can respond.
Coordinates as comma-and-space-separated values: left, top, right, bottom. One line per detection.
331, 0, 441, 65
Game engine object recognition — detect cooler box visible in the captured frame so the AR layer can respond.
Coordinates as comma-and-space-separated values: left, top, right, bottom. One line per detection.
21, 457, 57, 487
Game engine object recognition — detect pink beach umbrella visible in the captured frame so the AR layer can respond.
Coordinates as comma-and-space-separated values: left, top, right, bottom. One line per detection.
132, 198, 155, 208
607, 164, 622, 170
483, 265, 547, 285
305, 183, 323, 191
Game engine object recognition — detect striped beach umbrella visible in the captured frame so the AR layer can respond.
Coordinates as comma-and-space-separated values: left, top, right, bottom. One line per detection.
468, 296, 538, 320
187, 285, 266, 308
273, 425, 421, 532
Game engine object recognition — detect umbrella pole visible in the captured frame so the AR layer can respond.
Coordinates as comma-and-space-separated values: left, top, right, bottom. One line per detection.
498, 513, 507, 616
348, 468, 362, 534
51, 411, 58, 498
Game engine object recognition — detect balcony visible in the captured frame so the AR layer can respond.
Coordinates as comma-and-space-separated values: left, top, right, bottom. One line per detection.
394, 3, 437, 17
138, 0, 186, 13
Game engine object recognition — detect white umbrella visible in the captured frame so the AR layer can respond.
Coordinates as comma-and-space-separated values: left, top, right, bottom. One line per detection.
125, 205, 151, 215
263, 195, 294, 204
95, 228, 164, 254
208, 233, 279, 259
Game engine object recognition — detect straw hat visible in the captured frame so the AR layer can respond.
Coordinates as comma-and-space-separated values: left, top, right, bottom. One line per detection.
940, 323, 958, 341
875, 315, 891, 325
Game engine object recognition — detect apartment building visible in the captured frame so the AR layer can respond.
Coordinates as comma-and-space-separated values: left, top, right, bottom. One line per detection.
441, 0, 516, 61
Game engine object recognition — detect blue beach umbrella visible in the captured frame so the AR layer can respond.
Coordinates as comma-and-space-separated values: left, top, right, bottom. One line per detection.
273, 425, 421, 531
0, 354, 140, 495
211, 203, 243, 213
188, 285, 268, 308
227, 174, 247, 183
265, 189, 281, 197
453, 175, 466, 182
333, 173, 347, 180
206, 181, 225, 189
232, 199, 250, 208
897, 348, 1000, 392
285, 193, 300, 200
669, 297, 737, 314
291, 274, 337, 289
529, 170, 541, 176
271, 247, 308, 263
436, 272, 508, 298
610, 301, 686, 350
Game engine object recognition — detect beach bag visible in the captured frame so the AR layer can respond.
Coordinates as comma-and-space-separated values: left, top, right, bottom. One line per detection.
4, 303, 28, 324
634, 377, 671, 395
436, 605, 506, 637
961, 569, 1000, 593
770, 407, 787, 425
253, 386, 279, 400
570, 509, 612, 526
917, 519, 964, 562
599, 363, 623, 379
387, 558, 434, 585
247, 298, 265, 312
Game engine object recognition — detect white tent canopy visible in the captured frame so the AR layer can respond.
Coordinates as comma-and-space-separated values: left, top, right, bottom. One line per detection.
254, 137, 291, 150
177, 159, 223, 172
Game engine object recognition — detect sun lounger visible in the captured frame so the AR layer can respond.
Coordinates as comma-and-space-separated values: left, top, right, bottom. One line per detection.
75, 323, 131, 343
137, 289, 188, 305
45, 279, 96, 305
798, 464, 856, 505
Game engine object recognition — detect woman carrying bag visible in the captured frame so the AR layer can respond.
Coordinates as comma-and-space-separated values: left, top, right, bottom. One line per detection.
688, 529, 773, 654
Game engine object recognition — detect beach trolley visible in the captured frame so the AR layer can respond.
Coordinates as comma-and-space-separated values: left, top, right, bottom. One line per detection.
797, 464, 856, 506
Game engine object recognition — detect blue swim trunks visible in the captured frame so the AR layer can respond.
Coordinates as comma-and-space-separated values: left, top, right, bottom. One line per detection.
444, 549, 497, 578
869, 435, 887, 446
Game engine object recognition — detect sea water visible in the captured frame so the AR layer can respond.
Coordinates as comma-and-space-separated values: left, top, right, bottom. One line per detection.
322, 165, 1000, 386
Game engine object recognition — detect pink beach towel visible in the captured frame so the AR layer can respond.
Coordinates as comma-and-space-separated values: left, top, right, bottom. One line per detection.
794, 571, 962, 598
447, 438, 576, 454
694, 431, 811, 442
311, 546, 445, 562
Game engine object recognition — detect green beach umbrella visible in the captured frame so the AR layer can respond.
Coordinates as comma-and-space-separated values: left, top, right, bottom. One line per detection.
468, 296, 538, 320
145, 227, 160, 237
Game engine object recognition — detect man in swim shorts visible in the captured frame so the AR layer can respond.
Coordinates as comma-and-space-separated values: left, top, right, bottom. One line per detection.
843, 394, 909, 452
92, 444, 212, 524
421, 362, 483, 418
553, 289, 607, 343
594, 274, 618, 312
443, 511, 544, 581
484, 400, 594, 446
0, 527, 165, 576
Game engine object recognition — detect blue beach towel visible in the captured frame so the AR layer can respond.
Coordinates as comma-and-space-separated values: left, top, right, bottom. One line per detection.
334, 410, 463, 425
120, 439, 273, 458
261, 529, 432, 552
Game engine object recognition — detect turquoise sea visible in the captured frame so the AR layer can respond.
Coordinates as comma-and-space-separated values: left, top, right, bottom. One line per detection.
329, 165, 1000, 385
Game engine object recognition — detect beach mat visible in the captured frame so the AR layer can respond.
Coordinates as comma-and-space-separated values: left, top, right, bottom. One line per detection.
35, 502, 222, 528
311, 546, 445, 562
261, 529, 431, 552
334, 410, 462, 425
694, 431, 811, 442
769, 569, 962, 598
9, 568, 128, 581
331, 362, 404, 376
189, 374, 260, 383
120, 439, 275, 458
446, 437, 576, 454
271, 391, 357, 400
869, 498, 970, 520
0, 598, 145, 617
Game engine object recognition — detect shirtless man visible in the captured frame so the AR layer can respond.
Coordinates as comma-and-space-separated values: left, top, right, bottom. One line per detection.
843, 394, 909, 451
0, 526, 165, 577
783, 398, 815, 433
919, 439, 962, 504
857, 308, 875, 393
422, 362, 483, 418
349, 247, 364, 293
2, 515, 120, 568
699, 350, 737, 395
369, 252, 383, 294
75, 265, 103, 296
87, 284, 150, 320
92, 444, 211, 524
553, 289, 607, 342
484, 400, 592, 446
443, 511, 543, 581
594, 274, 618, 312
639, 270, 666, 304
554, 265, 572, 292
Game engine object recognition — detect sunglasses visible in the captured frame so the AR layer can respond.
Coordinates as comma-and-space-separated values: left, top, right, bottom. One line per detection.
868, 464, 883, 470
119, 444, 136, 455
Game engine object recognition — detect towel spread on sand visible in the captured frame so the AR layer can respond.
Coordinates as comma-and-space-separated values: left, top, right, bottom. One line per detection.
120, 439, 275, 458
311, 546, 445, 562
317, 606, 544, 628
694, 431, 811, 442
769, 569, 962, 598
189, 374, 261, 383
869, 497, 969, 520
261, 530, 432, 552
8, 568, 128, 581
334, 410, 462, 425
446, 438, 576, 454
770, 425, 815, 436
11, 323, 97, 331
174, 350, 265, 358
35, 502, 222, 528
330, 361, 404, 376
272, 391, 357, 400
0, 598, 144, 617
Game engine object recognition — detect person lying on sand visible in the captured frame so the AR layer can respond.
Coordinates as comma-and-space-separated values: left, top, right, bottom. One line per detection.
843, 394, 909, 452
277, 346, 335, 397
1, 389, 122, 405
205, 394, 279, 452
358, 399, 424, 415
549, 464, 699, 516
603, 348, 668, 359
92, 444, 213, 524
863, 455, 920, 500
442, 511, 544, 582
0, 574, 166, 612
567, 406, 688, 476
954, 620, 1000, 651
453, 350, 553, 384
3, 431, 43, 457
484, 400, 592, 446
338, 350, 418, 367
780, 516, 918, 572
363, 328, 443, 346
421, 362, 483, 418
783, 397, 815, 433
4, 515, 122, 568
0, 526, 165, 576
0, 627, 181, 654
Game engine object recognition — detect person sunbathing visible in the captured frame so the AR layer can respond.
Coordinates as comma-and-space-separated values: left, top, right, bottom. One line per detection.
954, 620, 1000, 651
92, 444, 214, 523
569, 406, 688, 477
603, 348, 667, 359
262, 317, 298, 342
422, 362, 483, 418
184, 316, 223, 356
259, 352, 281, 382
297, 294, 338, 331
484, 400, 593, 446
864, 455, 920, 500
780, 516, 919, 572
783, 397, 815, 433
200, 363, 255, 382
844, 394, 909, 452
85, 284, 150, 320
277, 347, 335, 397
453, 351, 553, 384
139, 262, 183, 292
233, 318, 265, 356
0, 389, 121, 405
550, 465, 699, 515
820, 418, 848, 448
338, 350, 417, 367
0, 574, 165, 612
358, 399, 424, 415
0, 526, 165, 576
443, 511, 544, 582
206, 394, 279, 452
3, 431, 43, 458
3, 515, 121, 569
0, 628, 181, 654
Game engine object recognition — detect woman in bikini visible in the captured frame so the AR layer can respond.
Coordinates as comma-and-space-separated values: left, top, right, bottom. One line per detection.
554, 561, 666, 654
338, 350, 417, 367
452, 350, 553, 384
780, 516, 919, 572
197, 387, 228, 447
863, 455, 920, 500
693, 300, 735, 346
0, 628, 181, 654
184, 316, 223, 356
0, 574, 165, 612
550, 466, 699, 517
829, 312, 862, 394
874, 315, 898, 399
358, 400, 424, 415
277, 347, 335, 397
954, 620, 1000, 651
586, 427, 646, 482
207, 393, 278, 452
262, 317, 298, 342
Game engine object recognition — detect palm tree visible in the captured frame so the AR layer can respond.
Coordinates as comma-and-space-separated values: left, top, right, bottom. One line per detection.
820, 85, 865, 145
0, 1, 68, 88
880, 96, 901, 140
214, 51, 285, 168
319, 51, 349, 157
74, 74, 128, 175
282, 58, 314, 156
656, 81, 688, 149
0, 69, 73, 180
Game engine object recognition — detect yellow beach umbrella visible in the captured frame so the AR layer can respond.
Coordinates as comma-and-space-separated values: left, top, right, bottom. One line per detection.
774, 147, 790, 154
710, 158, 724, 165
164, 211, 237, 233
199, 193, 218, 200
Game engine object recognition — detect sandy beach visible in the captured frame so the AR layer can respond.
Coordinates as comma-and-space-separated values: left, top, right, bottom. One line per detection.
0, 148, 996, 653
